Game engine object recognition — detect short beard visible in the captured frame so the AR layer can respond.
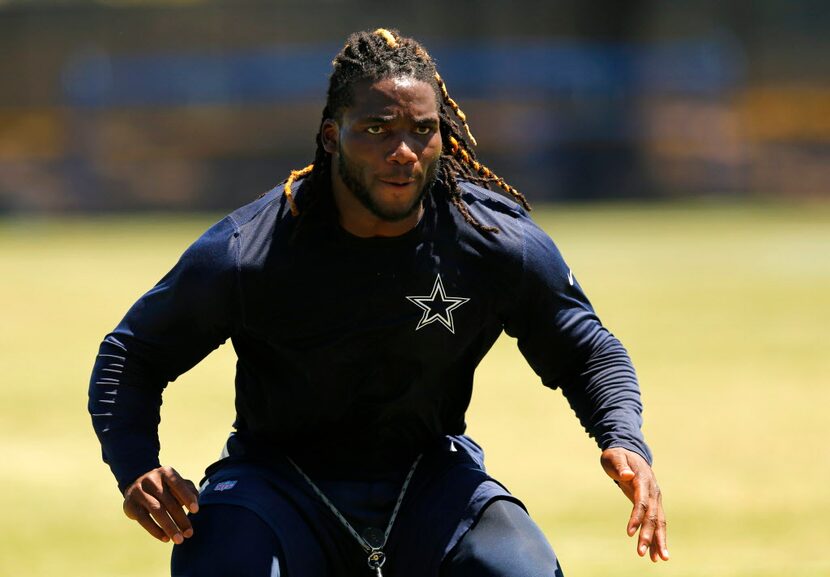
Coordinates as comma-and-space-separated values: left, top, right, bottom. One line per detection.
337, 149, 441, 222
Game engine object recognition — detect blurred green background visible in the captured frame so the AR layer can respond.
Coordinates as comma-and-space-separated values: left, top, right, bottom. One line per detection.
1, 203, 828, 576
1, 0, 829, 575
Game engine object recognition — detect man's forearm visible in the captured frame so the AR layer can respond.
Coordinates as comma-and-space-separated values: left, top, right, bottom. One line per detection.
88, 337, 166, 492
556, 329, 652, 464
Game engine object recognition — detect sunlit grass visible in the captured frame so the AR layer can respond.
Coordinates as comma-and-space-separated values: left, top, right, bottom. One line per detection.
1, 202, 828, 576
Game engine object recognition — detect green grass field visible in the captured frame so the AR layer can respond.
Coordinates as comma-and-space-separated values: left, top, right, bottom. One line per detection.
1, 201, 828, 576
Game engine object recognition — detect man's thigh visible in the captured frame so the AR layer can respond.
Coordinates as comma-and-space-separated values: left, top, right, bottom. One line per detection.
441, 499, 565, 577
171, 504, 287, 577
180, 463, 338, 577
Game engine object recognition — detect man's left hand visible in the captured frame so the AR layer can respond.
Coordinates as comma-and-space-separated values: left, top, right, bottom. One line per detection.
600, 447, 669, 562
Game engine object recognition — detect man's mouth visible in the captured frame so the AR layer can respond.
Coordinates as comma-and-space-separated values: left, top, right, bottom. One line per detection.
380, 178, 416, 187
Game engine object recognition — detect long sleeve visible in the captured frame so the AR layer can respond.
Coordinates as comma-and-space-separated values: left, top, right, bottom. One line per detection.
503, 217, 652, 463
88, 216, 240, 492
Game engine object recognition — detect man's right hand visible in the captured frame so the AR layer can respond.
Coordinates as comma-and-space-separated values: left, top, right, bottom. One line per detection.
122, 466, 200, 544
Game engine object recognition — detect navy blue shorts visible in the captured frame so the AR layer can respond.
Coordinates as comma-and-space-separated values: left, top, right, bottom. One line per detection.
195, 435, 523, 576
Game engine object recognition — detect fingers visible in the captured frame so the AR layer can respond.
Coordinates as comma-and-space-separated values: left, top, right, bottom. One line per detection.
124, 485, 183, 543
650, 502, 669, 562
647, 487, 669, 562
601, 448, 669, 562
161, 467, 200, 514
122, 466, 199, 544
124, 496, 168, 542
627, 475, 669, 562
626, 483, 648, 538
150, 477, 194, 543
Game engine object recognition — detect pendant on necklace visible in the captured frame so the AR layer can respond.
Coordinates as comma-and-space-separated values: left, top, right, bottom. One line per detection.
367, 549, 386, 576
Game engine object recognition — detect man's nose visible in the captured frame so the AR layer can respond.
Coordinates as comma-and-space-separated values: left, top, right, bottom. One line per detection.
387, 137, 419, 164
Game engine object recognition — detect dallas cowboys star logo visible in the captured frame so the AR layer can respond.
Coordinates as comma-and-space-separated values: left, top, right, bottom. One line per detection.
406, 274, 470, 334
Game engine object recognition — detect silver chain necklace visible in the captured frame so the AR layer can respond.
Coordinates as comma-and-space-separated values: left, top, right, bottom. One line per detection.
287, 454, 423, 576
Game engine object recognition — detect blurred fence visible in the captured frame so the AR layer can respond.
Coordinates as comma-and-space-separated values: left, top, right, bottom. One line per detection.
0, 0, 828, 212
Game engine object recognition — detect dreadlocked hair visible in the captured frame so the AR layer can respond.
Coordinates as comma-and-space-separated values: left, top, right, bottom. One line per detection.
281, 28, 530, 233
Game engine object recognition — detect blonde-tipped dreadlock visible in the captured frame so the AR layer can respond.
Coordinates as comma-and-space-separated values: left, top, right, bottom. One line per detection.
434, 73, 477, 146
447, 136, 530, 211
280, 28, 530, 234
374, 28, 398, 48
283, 163, 313, 216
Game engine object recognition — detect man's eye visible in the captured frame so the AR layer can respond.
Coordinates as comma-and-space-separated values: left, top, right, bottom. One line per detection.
414, 126, 433, 135
366, 126, 385, 134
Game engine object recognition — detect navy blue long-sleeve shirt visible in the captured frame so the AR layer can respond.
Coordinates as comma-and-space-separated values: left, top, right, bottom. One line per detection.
89, 180, 651, 492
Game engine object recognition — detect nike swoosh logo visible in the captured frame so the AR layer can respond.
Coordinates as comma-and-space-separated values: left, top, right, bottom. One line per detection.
567, 269, 574, 286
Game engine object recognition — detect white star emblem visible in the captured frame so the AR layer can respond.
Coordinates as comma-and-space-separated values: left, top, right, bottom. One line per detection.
406, 274, 470, 334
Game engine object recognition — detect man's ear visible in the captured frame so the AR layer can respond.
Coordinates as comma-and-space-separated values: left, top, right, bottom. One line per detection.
321, 119, 339, 154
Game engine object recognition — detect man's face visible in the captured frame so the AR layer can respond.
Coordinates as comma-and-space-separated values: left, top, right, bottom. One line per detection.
323, 76, 443, 226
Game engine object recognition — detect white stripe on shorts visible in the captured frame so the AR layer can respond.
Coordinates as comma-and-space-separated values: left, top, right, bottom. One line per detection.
270, 556, 280, 577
